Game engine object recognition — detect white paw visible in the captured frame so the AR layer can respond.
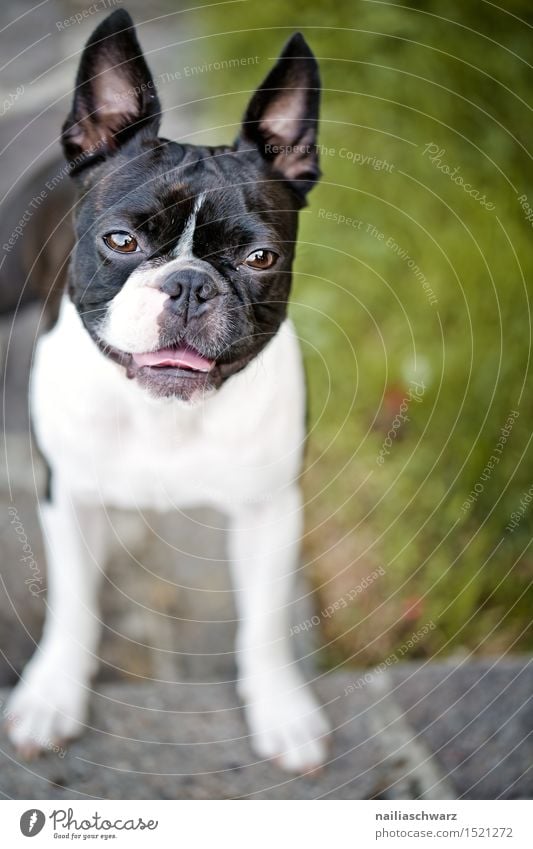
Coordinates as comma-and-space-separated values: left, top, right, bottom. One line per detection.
5, 656, 89, 759
240, 669, 331, 773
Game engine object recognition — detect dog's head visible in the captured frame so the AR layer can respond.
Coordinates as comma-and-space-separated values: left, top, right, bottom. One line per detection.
62, 10, 320, 401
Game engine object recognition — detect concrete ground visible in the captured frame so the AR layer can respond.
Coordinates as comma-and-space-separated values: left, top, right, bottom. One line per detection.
0, 0, 531, 801
0, 673, 452, 800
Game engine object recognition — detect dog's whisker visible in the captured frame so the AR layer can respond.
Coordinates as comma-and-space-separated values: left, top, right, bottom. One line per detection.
78, 307, 108, 318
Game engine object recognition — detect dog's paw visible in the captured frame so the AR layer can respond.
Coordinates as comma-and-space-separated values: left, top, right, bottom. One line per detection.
241, 670, 330, 773
5, 658, 89, 759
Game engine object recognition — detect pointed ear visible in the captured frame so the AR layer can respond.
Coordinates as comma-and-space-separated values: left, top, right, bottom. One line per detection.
62, 10, 161, 172
238, 33, 321, 198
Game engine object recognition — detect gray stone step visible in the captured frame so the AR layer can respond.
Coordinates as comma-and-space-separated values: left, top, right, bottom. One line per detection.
2, 661, 531, 799
390, 658, 533, 800
0, 673, 449, 800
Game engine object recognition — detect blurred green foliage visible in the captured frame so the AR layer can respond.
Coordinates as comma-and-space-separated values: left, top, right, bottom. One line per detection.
194, 0, 533, 663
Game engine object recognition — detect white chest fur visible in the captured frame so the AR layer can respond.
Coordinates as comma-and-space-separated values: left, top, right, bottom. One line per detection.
31, 299, 306, 514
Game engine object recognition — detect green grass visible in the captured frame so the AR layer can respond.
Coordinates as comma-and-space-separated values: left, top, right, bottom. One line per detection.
188, 0, 533, 664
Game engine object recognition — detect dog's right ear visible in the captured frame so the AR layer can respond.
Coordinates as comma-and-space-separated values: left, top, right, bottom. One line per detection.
238, 33, 321, 200
62, 10, 161, 172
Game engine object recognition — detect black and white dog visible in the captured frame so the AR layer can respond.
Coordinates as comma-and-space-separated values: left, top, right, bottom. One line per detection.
6, 9, 330, 772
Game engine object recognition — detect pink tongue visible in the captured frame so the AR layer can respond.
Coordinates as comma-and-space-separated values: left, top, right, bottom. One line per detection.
132, 346, 215, 372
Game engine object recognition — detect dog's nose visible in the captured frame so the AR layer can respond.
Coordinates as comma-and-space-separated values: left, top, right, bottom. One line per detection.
160, 268, 220, 316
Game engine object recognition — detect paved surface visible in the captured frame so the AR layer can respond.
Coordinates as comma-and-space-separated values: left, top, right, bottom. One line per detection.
391, 659, 533, 799
0, 673, 450, 800
0, 0, 532, 802
1, 662, 531, 799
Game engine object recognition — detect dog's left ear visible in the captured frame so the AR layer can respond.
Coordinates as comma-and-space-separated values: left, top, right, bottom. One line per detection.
238, 33, 321, 199
62, 9, 161, 172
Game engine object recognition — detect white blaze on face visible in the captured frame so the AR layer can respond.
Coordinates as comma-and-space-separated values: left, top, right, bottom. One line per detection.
171, 192, 205, 260
99, 193, 206, 354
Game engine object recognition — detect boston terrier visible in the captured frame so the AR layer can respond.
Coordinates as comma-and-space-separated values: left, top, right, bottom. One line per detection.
6, 9, 330, 773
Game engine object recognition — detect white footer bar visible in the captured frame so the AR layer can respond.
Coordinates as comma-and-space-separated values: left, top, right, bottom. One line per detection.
2, 799, 531, 848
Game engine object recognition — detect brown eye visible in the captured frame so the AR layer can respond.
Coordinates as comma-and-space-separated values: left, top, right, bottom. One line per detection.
244, 249, 277, 270
103, 232, 139, 253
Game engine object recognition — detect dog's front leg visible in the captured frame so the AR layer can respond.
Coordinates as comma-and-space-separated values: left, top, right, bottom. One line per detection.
228, 484, 330, 772
7, 486, 107, 758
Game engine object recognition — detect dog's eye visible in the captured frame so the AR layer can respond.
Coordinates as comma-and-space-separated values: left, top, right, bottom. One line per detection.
244, 249, 277, 270
103, 232, 139, 253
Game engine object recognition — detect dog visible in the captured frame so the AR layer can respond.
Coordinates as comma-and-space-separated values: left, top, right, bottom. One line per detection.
6, 8, 330, 773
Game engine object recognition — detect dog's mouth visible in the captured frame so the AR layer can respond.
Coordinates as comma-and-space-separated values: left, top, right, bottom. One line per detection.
125, 343, 219, 400
130, 345, 216, 374
94, 334, 260, 401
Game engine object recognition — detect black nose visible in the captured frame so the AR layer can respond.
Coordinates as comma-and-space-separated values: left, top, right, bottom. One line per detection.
160, 267, 220, 318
